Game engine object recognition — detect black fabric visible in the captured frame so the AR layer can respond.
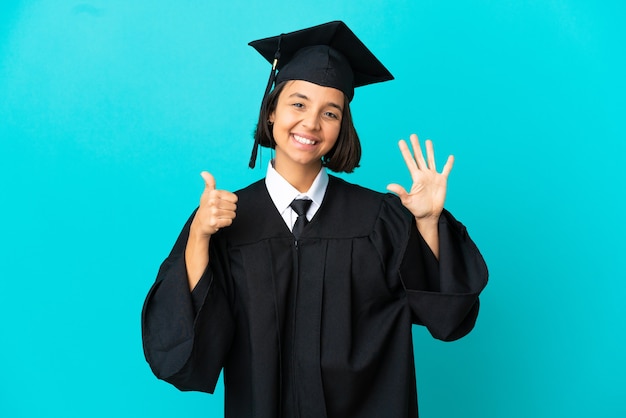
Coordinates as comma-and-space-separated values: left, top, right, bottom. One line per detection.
290, 199, 312, 240
249, 21, 394, 101
141, 176, 488, 417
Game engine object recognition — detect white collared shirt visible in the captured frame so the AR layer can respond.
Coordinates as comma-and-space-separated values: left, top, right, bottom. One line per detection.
265, 161, 329, 231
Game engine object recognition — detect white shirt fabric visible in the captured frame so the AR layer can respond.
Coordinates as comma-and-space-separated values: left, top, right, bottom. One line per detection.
264, 161, 329, 231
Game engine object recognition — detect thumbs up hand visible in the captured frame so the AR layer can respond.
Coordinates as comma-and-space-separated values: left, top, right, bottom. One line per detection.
191, 171, 238, 238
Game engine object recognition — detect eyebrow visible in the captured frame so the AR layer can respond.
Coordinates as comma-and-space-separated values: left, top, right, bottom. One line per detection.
289, 92, 344, 113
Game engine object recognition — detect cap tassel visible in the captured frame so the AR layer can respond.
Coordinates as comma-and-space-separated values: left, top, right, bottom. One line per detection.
249, 36, 282, 168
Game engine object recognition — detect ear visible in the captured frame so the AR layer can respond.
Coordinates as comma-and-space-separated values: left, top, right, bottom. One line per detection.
268, 110, 275, 124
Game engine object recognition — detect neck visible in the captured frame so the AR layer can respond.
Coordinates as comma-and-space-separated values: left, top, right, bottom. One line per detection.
274, 159, 322, 193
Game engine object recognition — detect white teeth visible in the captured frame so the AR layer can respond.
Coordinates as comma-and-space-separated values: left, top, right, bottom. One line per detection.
293, 134, 316, 145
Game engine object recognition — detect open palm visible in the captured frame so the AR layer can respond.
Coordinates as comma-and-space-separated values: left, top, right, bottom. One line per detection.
386, 134, 454, 221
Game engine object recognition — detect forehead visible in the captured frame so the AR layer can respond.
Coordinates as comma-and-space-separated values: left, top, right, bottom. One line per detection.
280, 80, 344, 103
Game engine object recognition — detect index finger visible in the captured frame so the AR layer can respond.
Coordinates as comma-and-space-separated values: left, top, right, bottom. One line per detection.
215, 189, 238, 203
409, 134, 428, 170
398, 139, 419, 175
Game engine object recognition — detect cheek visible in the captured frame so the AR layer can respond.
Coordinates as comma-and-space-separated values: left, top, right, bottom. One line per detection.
328, 124, 341, 144
273, 109, 296, 129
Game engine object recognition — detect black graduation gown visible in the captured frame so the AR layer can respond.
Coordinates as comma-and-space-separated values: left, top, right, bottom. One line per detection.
141, 175, 488, 418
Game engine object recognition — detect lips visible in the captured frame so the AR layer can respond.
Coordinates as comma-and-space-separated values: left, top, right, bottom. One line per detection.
293, 134, 317, 145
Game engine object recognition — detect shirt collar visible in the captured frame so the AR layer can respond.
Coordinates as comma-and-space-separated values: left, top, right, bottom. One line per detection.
265, 161, 329, 215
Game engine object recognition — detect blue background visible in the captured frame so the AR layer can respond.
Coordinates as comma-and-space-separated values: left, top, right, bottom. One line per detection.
1, 1, 625, 417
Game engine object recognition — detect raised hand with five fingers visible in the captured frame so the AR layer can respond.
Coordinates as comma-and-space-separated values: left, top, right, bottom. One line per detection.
185, 171, 238, 290
386, 134, 454, 258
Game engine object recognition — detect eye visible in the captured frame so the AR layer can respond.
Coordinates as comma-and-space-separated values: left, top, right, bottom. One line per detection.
324, 111, 339, 120
292, 102, 304, 109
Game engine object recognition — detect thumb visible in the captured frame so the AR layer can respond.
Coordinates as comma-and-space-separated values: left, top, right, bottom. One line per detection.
200, 171, 216, 191
386, 183, 407, 198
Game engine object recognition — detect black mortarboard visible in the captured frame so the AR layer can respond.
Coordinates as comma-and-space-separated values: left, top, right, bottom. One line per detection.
247, 21, 394, 168
249, 20, 394, 102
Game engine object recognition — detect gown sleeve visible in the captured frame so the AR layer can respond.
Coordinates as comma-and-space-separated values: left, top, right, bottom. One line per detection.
380, 195, 488, 342
141, 210, 235, 393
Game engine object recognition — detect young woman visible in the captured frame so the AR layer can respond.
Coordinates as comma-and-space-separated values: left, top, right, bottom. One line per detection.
142, 21, 488, 418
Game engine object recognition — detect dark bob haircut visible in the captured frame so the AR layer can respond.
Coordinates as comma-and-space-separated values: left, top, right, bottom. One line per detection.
253, 81, 362, 173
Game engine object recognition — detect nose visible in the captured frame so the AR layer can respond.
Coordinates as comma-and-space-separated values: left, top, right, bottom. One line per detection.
301, 111, 321, 131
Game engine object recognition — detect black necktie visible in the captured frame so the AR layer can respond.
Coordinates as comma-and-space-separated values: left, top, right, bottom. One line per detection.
290, 199, 312, 240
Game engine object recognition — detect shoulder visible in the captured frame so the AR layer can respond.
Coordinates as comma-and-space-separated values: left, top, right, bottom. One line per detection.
327, 175, 382, 201
234, 178, 266, 200
327, 175, 405, 214
220, 179, 291, 244
231, 179, 275, 218
310, 176, 411, 237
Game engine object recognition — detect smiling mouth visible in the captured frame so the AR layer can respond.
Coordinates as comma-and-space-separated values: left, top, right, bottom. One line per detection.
293, 134, 317, 145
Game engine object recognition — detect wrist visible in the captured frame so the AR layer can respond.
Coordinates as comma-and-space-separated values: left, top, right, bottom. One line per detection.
414, 215, 441, 260
414, 215, 439, 229
188, 224, 211, 251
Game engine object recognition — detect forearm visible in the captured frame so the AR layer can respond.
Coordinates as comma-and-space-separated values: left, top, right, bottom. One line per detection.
143, 244, 232, 393
185, 228, 210, 291
415, 217, 439, 259
403, 210, 488, 340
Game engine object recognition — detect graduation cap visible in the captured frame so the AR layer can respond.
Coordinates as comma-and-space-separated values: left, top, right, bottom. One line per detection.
248, 20, 394, 168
